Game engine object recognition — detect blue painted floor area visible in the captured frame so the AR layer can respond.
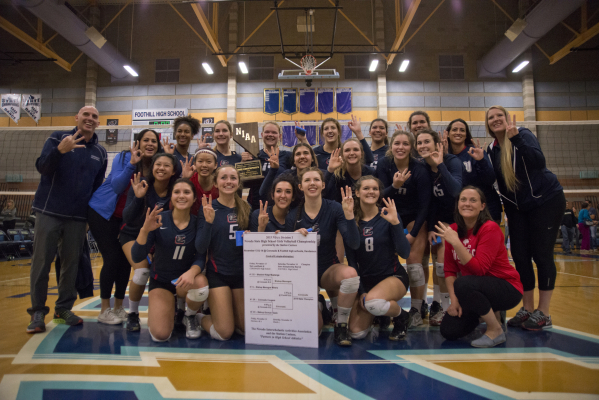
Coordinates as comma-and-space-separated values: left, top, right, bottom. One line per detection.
43, 389, 139, 400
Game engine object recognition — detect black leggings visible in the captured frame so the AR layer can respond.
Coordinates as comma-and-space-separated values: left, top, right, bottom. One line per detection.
440, 275, 522, 340
504, 192, 565, 291
88, 207, 131, 300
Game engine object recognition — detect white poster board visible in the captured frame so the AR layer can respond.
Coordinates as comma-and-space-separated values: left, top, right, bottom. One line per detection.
244, 232, 318, 348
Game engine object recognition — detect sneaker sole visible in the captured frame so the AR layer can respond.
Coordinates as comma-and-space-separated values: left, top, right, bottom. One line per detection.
53, 318, 83, 326
26, 326, 46, 334
126, 325, 141, 332
523, 324, 552, 331
336, 340, 352, 346
98, 318, 123, 325
388, 334, 406, 341
471, 338, 506, 348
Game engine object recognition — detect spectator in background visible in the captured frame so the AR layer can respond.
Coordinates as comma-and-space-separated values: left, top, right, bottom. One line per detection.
589, 203, 597, 250
1, 199, 17, 231
27, 106, 107, 334
561, 202, 578, 254
578, 202, 594, 253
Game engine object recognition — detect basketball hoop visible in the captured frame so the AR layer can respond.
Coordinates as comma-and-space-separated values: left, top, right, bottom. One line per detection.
300, 55, 317, 76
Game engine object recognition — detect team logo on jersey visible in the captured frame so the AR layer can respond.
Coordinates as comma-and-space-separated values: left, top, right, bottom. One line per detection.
155, 202, 165, 208
220, 160, 229, 166
311, 223, 319, 232
363, 227, 373, 237
373, 154, 379, 161
175, 235, 186, 245
463, 161, 472, 173
227, 213, 238, 223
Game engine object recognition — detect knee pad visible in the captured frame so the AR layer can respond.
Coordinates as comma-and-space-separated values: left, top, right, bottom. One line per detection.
149, 329, 171, 343
187, 286, 209, 303
350, 328, 370, 340
339, 276, 360, 294
132, 268, 150, 286
210, 325, 229, 341
435, 262, 445, 278
407, 263, 425, 287
364, 299, 391, 316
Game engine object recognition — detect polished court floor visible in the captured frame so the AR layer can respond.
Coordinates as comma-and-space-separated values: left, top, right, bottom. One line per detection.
0, 249, 598, 399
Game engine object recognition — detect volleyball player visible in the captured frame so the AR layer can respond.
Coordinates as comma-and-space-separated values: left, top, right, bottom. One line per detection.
120, 153, 178, 331
195, 166, 252, 340
346, 176, 411, 341
163, 116, 200, 165
485, 106, 565, 330
212, 120, 252, 167
325, 139, 375, 202
363, 119, 389, 170
131, 179, 209, 341
250, 174, 297, 232
287, 168, 360, 346
416, 129, 463, 326
181, 148, 219, 215
446, 118, 502, 222
375, 130, 431, 327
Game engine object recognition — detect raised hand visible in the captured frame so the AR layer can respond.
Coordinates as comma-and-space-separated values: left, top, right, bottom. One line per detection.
264, 146, 279, 169
241, 152, 253, 161
441, 131, 449, 155
162, 138, 175, 154
340, 185, 354, 218
348, 114, 364, 139
180, 158, 194, 179
258, 200, 269, 232
380, 198, 400, 225
202, 194, 215, 224
506, 114, 519, 139
131, 172, 149, 198
429, 143, 444, 167
141, 205, 163, 232
294, 121, 309, 143
435, 221, 459, 246
129, 141, 141, 165
467, 139, 487, 161
57, 130, 86, 154
394, 123, 406, 132
327, 148, 343, 173
392, 168, 411, 189
196, 136, 210, 150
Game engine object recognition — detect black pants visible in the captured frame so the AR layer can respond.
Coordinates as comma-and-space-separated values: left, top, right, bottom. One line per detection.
88, 207, 131, 300
440, 275, 522, 340
504, 192, 565, 291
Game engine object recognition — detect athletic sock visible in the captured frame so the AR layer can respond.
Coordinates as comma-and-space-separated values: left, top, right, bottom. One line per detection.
433, 285, 441, 303
330, 296, 338, 313
129, 300, 140, 314
177, 297, 186, 310
337, 306, 351, 324
411, 298, 423, 310
441, 293, 450, 311
185, 306, 198, 316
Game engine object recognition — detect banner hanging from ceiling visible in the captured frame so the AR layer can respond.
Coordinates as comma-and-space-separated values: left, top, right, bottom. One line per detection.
1, 94, 22, 124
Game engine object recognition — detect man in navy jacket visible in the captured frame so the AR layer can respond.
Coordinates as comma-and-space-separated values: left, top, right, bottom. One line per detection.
27, 106, 107, 333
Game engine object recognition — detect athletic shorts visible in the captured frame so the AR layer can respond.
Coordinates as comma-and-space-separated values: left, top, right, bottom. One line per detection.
119, 232, 138, 247
149, 277, 176, 295
399, 213, 416, 229
359, 270, 409, 295
206, 269, 244, 290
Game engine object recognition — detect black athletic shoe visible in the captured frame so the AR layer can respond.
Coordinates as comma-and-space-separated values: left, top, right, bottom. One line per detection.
126, 312, 140, 332
421, 301, 429, 320
334, 323, 352, 346
174, 309, 185, 331
430, 300, 441, 316
318, 294, 332, 326
378, 316, 391, 330
389, 311, 410, 341
53, 309, 83, 326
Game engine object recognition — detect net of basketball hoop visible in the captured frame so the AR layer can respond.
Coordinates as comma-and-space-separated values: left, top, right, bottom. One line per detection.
300, 55, 317, 76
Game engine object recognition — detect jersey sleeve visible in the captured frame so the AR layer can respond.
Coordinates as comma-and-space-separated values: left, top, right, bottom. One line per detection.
122, 186, 144, 224
259, 166, 283, 197
461, 224, 503, 276
443, 239, 460, 278
510, 128, 546, 170
345, 244, 358, 269
410, 165, 432, 237
323, 171, 339, 202
131, 229, 156, 264
285, 207, 300, 232
195, 208, 212, 254
192, 251, 207, 272
334, 203, 360, 250
249, 209, 260, 232
360, 138, 374, 164
439, 156, 463, 198
390, 222, 411, 259
35, 133, 64, 176
473, 151, 496, 186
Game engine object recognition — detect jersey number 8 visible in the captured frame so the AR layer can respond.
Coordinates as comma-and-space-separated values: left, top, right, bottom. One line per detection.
365, 237, 374, 252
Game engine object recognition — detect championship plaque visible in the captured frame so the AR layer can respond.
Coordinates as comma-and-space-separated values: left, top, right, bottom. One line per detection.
233, 122, 262, 180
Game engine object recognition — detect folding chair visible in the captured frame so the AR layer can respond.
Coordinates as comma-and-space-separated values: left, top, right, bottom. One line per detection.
0, 231, 14, 259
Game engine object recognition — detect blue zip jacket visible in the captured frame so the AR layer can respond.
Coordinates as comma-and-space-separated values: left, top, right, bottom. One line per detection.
425, 154, 463, 231
487, 128, 562, 212
579, 209, 592, 224
33, 127, 107, 221
88, 152, 137, 220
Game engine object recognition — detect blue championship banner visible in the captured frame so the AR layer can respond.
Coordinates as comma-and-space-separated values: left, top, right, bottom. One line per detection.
317, 88, 334, 114
264, 89, 281, 115
299, 88, 316, 114
282, 123, 318, 146
336, 88, 352, 114
283, 89, 298, 115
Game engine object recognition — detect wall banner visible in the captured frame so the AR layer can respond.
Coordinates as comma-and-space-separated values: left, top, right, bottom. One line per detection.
21, 94, 42, 123
264, 89, 281, 115
336, 88, 352, 114
106, 119, 119, 144
317, 88, 334, 114
282, 88, 298, 115
1, 94, 22, 124
299, 88, 316, 114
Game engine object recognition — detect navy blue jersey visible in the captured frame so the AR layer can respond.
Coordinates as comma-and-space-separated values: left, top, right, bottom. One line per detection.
121, 183, 170, 238
246, 149, 293, 210
346, 214, 410, 279
131, 211, 204, 283
453, 145, 502, 221
426, 154, 463, 230
215, 149, 242, 168
375, 157, 432, 237
370, 145, 388, 170
249, 206, 286, 232
314, 139, 373, 170
258, 148, 292, 173
285, 199, 359, 276
324, 165, 375, 203
196, 199, 248, 276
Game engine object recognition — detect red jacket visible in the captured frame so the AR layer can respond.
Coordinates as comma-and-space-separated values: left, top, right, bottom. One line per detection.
190, 172, 219, 216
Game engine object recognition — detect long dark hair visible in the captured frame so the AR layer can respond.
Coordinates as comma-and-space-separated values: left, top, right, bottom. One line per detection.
120, 129, 163, 176
407, 111, 431, 131
146, 153, 178, 199
353, 175, 383, 226
370, 118, 389, 145
290, 142, 318, 169
454, 186, 493, 238
173, 177, 197, 200
293, 167, 325, 230
446, 118, 473, 154
270, 173, 300, 210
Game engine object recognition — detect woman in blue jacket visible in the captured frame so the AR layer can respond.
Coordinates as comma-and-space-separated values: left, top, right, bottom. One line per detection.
485, 106, 565, 331
88, 129, 161, 325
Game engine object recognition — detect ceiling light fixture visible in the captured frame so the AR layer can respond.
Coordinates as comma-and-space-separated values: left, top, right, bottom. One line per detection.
399, 60, 409, 72
202, 62, 214, 74
512, 61, 529, 73
239, 62, 248, 74
123, 65, 138, 77
369, 59, 379, 72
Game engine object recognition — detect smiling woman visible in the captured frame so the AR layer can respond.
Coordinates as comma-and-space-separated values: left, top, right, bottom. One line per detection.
171, 116, 201, 165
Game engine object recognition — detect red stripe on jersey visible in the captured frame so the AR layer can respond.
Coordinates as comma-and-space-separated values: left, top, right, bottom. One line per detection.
209, 251, 218, 273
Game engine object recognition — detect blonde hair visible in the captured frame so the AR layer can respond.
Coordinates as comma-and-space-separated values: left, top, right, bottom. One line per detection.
334, 138, 365, 179
215, 166, 251, 229
385, 131, 415, 160
485, 106, 518, 192
262, 121, 281, 134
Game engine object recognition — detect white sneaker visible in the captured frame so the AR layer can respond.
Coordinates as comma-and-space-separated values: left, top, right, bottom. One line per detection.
98, 308, 122, 325
184, 315, 201, 339
112, 306, 127, 322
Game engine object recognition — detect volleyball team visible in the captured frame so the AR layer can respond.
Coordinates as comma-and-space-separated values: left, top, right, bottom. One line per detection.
30, 106, 566, 349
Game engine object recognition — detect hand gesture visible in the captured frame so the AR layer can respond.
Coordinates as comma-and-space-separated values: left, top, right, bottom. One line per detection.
131, 173, 149, 198
142, 205, 163, 232
174, 269, 196, 291
435, 221, 459, 246
348, 114, 364, 139
340, 185, 354, 218
180, 158, 194, 179
446, 299, 462, 317
380, 198, 400, 225
58, 130, 86, 154
428, 231, 439, 246
392, 168, 411, 189
162, 138, 175, 154
441, 131, 449, 155
428, 143, 444, 167
467, 139, 487, 161
196, 136, 210, 150
405, 233, 415, 245
506, 114, 519, 139
264, 146, 279, 169
327, 148, 343, 173
295, 228, 309, 236
201, 195, 215, 223
394, 123, 406, 132
294, 121, 309, 143
258, 200, 269, 232
241, 152, 253, 161
129, 141, 142, 164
